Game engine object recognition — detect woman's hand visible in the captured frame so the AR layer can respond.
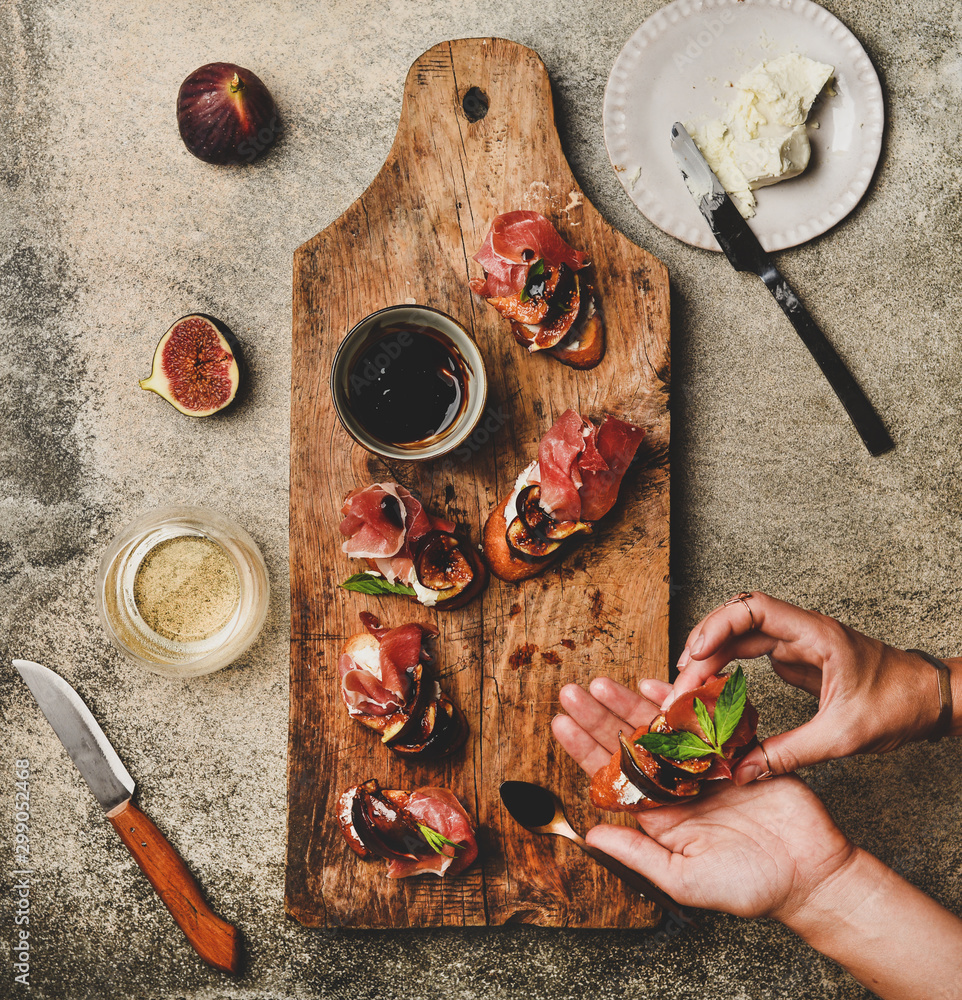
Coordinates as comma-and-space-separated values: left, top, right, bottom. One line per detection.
655, 592, 946, 783
551, 677, 856, 922
553, 676, 962, 1000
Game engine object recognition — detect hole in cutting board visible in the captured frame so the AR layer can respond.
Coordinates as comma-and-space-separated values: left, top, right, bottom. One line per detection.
462, 87, 489, 122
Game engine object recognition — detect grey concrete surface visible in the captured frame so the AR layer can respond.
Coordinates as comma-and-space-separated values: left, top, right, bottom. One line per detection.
2, 1, 961, 997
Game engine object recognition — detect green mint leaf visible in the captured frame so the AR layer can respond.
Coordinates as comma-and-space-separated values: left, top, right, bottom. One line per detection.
339, 573, 416, 597
417, 822, 463, 855
636, 731, 716, 761
693, 697, 717, 749
714, 665, 748, 747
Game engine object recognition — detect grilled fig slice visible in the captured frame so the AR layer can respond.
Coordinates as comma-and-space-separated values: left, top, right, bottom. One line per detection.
516, 485, 592, 543
139, 314, 241, 417
177, 62, 279, 165
415, 531, 470, 594
391, 692, 467, 758
550, 306, 606, 370
413, 532, 487, 609
516, 485, 551, 533
505, 516, 562, 559
349, 781, 428, 861
618, 732, 701, 803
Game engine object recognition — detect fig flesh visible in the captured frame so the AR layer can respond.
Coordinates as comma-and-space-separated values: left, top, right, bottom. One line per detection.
618, 732, 702, 803
505, 516, 562, 559
516, 485, 592, 542
415, 531, 473, 595
139, 314, 241, 417
177, 62, 279, 165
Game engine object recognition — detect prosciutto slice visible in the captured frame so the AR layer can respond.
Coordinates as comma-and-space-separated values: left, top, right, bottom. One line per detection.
339, 482, 456, 590
338, 614, 468, 757
338, 781, 479, 879
338, 615, 435, 718
339, 483, 408, 559
536, 409, 646, 523
386, 788, 479, 878
469, 211, 588, 299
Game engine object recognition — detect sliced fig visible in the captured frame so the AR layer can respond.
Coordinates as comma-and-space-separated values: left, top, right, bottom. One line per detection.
433, 543, 488, 610
549, 299, 606, 371
618, 731, 701, 803
544, 518, 592, 542
516, 485, 592, 541
653, 752, 713, 779
139, 314, 241, 417
350, 780, 428, 861
505, 516, 562, 559
414, 531, 471, 594
391, 693, 468, 757
531, 273, 581, 350
177, 62, 279, 165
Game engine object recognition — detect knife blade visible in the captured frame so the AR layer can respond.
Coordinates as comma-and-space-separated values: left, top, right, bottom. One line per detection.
670, 122, 893, 457
13, 659, 241, 974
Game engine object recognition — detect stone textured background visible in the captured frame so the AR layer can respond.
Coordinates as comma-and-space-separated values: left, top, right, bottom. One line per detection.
2, 1, 960, 997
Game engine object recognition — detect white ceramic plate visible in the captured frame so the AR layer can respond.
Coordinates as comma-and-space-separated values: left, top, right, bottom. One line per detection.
603, 0, 884, 251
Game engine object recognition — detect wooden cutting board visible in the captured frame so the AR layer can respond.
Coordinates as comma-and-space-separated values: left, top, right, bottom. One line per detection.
287, 37, 670, 929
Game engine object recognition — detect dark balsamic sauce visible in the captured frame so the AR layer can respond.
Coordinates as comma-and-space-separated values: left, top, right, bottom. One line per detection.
347, 323, 466, 446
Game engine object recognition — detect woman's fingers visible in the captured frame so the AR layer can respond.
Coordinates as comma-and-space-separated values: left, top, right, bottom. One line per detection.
558, 682, 625, 756
733, 716, 840, 784
588, 676, 661, 729
639, 677, 673, 705
554, 680, 663, 776
550, 712, 611, 777
666, 593, 821, 707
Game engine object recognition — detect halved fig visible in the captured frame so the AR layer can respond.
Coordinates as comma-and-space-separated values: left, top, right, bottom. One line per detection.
618, 732, 701, 804
433, 544, 488, 610
505, 516, 562, 559
414, 531, 472, 595
139, 314, 241, 417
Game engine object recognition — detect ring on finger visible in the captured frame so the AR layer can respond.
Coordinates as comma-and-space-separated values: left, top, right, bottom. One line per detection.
724, 590, 757, 630
757, 740, 774, 781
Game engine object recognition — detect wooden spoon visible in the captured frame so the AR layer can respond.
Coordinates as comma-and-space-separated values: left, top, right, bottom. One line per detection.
499, 780, 695, 928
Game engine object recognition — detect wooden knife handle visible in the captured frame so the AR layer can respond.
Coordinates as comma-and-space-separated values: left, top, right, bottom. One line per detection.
107, 799, 242, 975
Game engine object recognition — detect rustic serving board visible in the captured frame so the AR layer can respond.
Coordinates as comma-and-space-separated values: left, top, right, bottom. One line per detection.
288, 37, 670, 928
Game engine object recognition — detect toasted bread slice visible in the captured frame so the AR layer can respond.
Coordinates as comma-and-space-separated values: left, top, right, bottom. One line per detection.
482, 495, 562, 582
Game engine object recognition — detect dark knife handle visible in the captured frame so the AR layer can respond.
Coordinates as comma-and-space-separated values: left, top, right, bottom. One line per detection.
576, 838, 697, 928
107, 799, 242, 974
760, 265, 894, 456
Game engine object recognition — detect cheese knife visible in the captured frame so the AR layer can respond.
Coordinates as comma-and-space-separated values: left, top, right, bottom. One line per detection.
670, 122, 893, 457
12, 659, 242, 974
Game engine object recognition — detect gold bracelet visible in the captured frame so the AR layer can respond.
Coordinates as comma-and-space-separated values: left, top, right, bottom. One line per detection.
907, 649, 954, 743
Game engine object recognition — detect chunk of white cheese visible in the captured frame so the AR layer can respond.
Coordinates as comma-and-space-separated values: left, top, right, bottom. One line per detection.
690, 53, 834, 218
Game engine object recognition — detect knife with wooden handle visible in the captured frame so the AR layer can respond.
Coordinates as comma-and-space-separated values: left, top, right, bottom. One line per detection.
13, 659, 242, 975
670, 122, 894, 457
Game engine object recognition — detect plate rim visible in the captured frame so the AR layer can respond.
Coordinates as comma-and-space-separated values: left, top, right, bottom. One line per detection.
603, 0, 885, 252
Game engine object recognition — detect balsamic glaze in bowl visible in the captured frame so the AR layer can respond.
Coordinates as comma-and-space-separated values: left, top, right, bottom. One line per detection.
331, 305, 487, 461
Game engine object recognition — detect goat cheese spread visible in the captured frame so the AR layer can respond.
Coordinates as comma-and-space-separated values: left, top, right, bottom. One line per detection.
691, 54, 834, 218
